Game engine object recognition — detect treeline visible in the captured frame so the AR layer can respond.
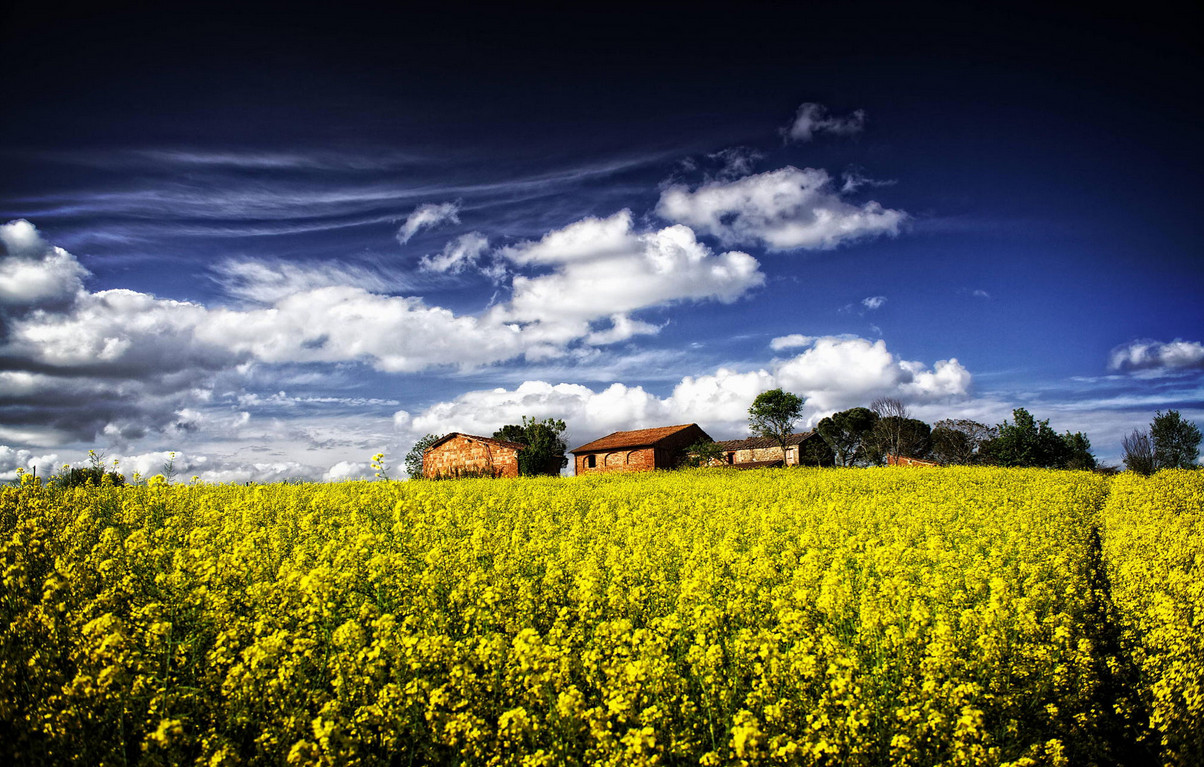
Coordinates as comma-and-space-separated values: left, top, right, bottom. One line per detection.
742, 391, 1201, 473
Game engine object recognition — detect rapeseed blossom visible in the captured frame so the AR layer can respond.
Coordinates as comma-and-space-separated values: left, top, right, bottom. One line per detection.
0, 467, 1196, 765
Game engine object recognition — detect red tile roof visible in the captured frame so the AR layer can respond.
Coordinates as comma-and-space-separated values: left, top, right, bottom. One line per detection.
425, 433, 527, 453
713, 431, 817, 451
570, 424, 702, 453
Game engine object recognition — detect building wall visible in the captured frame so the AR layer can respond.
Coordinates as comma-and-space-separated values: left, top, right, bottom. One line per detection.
724, 445, 797, 466
575, 447, 657, 475
424, 435, 520, 479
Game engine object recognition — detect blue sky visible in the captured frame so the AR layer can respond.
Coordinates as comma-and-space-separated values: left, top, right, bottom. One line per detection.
1, 2, 1200, 480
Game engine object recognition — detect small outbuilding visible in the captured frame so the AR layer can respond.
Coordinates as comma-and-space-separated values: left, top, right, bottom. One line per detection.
712, 431, 832, 468
423, 433, 526, 479
570, 423, 711, 475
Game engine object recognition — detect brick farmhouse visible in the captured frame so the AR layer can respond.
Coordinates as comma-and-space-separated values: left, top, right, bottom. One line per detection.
423, 433, 526, 479
712, 431, 833, 469
570, 424, 711, 475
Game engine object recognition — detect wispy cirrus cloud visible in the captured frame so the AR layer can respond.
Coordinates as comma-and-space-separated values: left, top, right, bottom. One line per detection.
397, 201, 461, 244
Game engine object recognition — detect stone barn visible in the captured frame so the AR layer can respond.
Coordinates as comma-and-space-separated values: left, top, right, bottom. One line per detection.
712, 431, 833, 468
423, 433, 526, 479
570, 423, 711, 475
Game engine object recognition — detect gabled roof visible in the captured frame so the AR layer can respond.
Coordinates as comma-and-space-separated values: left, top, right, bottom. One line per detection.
570, 423, 705, 454
714, 431, 818, 451
424, 432, 526, 453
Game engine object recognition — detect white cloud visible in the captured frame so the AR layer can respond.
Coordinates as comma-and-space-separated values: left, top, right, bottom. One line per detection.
783, 103, 866, 143
397, 201, 461, 244
1109, 339, 1204, 374
0, 219, 90, 307
861, 295, 886, 311
396, 335, 972, 448
972, 289, 991, 300
493, 210, 764, 346
770, 334, 816, 351
0, 445, 60, 481
212, 258, 411, 304
656, 167, 906, 251
325, 460, 373, 481
419, 232, 489, 274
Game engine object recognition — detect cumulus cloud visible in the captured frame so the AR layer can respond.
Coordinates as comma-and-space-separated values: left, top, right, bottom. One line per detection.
1, 219, 764, 446
0, 219, 89, 308
0, 445, 60, 481
783, 103, 866, 143
656, 167, 906, 251
770, 334, 816, 351
493, 210, 764, 348
396, 335, 972, 448
1109, 339, 1204, 374
419, 232, 490, 274
397, 201, 461, 244
862, 295, 886, 311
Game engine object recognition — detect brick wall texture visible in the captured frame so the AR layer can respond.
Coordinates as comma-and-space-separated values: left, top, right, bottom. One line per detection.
424, 435, 521, 479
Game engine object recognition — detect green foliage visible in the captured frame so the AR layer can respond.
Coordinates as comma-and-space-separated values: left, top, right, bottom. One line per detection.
1062, 431, 1097, 471
871, 416, 932, 463
493, 416, 568, 476
682, 439, 724, 468
404, 433, 443, 479
797, 435, 836, 467
930, 419, 997, 465
52, 466, 126, 488
984, 408, 1095, 469
817, 407, 879, 467
1150, 410, 1201, 470
748, 388, 804, 457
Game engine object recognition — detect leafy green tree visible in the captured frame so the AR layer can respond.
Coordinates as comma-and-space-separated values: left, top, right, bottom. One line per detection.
798, 436, 836, 467
1150, 410, 1202, 469
816, 407, 879, 467
404, 433, 443, 479
748, 388, 805, 463
983, 408, 1094, 469
868, 398, 929, 463
930, 419, 997, 465
494, 417, 568, 476
682, 439, 724, 468
1062, 431, 1097, 470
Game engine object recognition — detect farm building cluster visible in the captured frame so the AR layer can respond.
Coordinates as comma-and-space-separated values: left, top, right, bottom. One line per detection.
423, 422, 839, 479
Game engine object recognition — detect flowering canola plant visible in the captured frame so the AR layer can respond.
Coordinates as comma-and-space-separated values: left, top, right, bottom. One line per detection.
1099, 470, 1204, 766
0, 467, 1196, 765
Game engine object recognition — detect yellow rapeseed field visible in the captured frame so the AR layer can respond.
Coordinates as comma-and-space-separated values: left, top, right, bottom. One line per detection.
1, 467, 1199, 766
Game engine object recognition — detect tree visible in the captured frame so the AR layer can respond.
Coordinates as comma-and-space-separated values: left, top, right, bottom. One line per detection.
798, 436, 836, 467
1122, 429, 1155, 475
869, 397, 931, 463
930, 419, 997, 465
494, 416, 568, 476
682, 439, 724, 468
404, 433, 443, 479
1150, 410, 1202, 470
816, 407, 879, 467
1062, 431, 1097, 471
983, 408, 1094, 469
748, 389, 805, 462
